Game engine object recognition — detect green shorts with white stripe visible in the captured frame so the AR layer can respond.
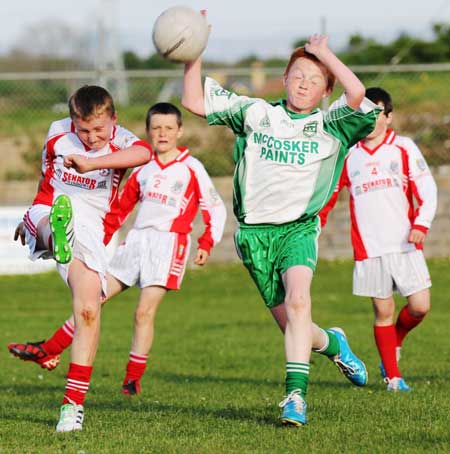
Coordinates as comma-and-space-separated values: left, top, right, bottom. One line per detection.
234, 216, 320, 308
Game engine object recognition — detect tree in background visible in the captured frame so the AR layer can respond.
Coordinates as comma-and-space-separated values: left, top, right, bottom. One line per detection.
339, 23, 450, 65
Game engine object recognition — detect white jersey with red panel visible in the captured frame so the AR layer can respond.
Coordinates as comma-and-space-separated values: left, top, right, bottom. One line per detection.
32, 117, 151, 244
320, 129, 437, 260
113, 147, 226, 253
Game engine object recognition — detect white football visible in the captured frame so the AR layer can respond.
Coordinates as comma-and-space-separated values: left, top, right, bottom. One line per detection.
152, 6, 209, 63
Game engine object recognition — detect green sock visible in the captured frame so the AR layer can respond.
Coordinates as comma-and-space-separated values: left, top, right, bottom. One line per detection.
286, 362, 309, 396
314, 329, 340, 357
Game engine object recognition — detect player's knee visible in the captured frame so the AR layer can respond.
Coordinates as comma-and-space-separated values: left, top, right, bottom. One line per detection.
284, 292, 310, 318
409, 302, 430, 318
77, 305, 100, 325
134, 305, 156, 325
373, 307, 394, 324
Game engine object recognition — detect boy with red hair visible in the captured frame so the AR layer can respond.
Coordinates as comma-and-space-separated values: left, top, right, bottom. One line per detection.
182, 26, 381, 426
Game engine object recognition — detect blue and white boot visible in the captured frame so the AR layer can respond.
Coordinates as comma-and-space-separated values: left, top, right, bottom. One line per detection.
279, 390, 307, 426
328, 327, 368, 387
386, 377, 412, 392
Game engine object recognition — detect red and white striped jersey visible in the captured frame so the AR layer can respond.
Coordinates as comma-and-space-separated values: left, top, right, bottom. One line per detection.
32, 117, 151, 244
320, 129, 437, 260
111, 147, 226, 253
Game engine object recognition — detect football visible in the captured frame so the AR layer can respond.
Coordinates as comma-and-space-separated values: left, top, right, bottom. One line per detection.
152, 6, 209, 63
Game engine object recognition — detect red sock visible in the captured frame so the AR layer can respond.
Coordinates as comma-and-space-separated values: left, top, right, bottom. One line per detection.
374, 325, 401, 379
123, 352, 148, 384
396, 305, 425, 346
63, 363, 93, 406
42, 320, 74, 355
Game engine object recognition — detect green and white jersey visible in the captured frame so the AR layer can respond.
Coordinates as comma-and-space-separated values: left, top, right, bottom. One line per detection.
204, 77, 381, 225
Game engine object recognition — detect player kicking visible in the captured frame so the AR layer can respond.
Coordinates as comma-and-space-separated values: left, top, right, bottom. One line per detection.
9, 85, 151, 432
10, 102, 226, 398
320, 87, 437, 391
182, 25, 381, 426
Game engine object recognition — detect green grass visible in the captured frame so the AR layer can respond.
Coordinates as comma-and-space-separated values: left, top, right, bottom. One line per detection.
0, 260, 449, 453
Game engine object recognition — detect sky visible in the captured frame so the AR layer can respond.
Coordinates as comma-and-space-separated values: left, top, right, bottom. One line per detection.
1, 0, 449, 62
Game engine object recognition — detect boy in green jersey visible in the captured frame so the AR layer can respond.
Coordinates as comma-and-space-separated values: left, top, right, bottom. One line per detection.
183, 28, 381, 426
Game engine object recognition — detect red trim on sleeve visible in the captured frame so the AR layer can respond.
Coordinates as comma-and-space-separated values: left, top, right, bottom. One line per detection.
170, 167, 199, 234
349, 193, 368, 261
399, 146, 415, 225
412, 224, 428, 234
132, 140, 153, 154
103, 168, 142, 244
33, 133, 65, 206
320, 161, 349, 228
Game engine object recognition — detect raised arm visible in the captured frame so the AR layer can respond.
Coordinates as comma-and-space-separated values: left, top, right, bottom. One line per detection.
305, 35, 365, 110
181, 10, 209, 117
182, 57, 206, 117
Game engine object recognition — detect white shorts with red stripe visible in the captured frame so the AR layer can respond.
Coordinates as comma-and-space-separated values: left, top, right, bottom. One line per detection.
23, 204, 52, 260
108, 228, 191, 290
353, 250, 432, 298
23, 204, 109, 295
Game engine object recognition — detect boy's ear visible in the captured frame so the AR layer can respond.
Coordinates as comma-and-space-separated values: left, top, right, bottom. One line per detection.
177, 125, 184, 139
386, 112, 393, 125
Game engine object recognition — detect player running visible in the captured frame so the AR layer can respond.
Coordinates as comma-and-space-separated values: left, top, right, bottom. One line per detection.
182, 26, 381, 427
320, 87, 437, 391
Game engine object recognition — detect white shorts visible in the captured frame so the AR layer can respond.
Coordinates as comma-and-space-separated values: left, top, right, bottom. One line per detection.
353, 250, 431, 298
23, 204, 52, 260
23, 204, 109, 294
108, 228, 191, 290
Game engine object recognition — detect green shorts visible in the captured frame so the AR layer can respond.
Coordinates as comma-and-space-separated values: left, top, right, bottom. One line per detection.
234, 216, 321, 308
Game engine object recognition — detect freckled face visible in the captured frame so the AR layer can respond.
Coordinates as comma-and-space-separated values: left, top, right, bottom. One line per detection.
284, 58, 329, 113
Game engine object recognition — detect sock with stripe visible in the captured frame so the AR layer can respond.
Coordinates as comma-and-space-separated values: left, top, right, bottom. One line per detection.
42, 320, 74, 355
374, 325, 401, 379
313, 329, 340, 357
123, 351, 148, 385
63, 363, 93, 406
286, 362, 309, 397
396, 305, 425, 346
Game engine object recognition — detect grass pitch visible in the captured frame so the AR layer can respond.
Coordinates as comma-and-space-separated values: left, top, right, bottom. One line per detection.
0, 260, 449, 453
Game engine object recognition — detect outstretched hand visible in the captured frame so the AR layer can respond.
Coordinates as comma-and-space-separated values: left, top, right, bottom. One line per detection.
194, 248, 209, 266
64, 154, 93, 174
304, 34, 329, 57
14, 221, 26, 246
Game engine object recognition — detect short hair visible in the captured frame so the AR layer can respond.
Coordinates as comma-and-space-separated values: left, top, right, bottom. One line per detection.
68, 85, 115, 120
365, 87, 393, 114
284, 47, 336, 93
145, 102, 183, 131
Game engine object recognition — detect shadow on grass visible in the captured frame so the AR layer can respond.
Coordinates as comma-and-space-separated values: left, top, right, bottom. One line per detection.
90, 398, 280, 427
0, 411, 56, 427
152, 371, 279, 387
153, 370, 375, 391
0, 383, 61, 396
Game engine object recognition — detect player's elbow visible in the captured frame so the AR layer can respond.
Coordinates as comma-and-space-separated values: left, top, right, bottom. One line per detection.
181, 95, 205, 117
347, 85, 366, 110
136, 146, 152, 165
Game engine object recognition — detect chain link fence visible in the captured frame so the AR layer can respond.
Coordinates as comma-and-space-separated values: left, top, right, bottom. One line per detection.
0, 64, 449, 181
